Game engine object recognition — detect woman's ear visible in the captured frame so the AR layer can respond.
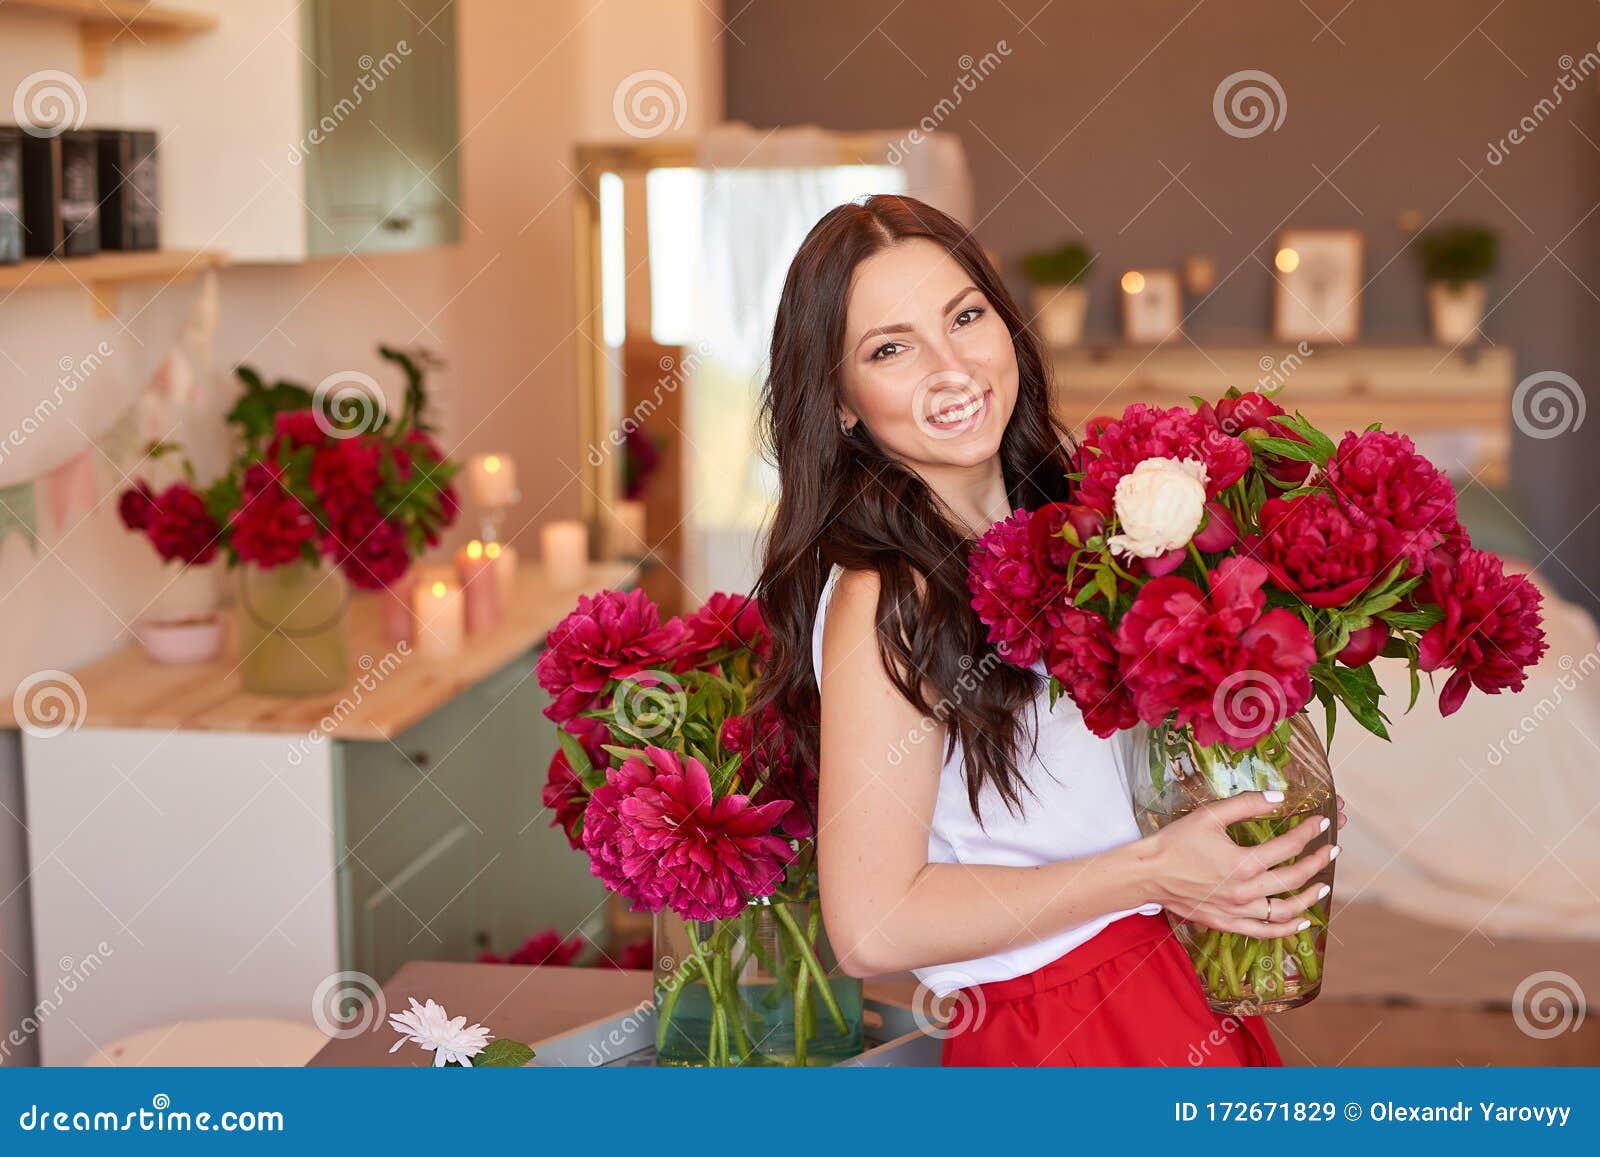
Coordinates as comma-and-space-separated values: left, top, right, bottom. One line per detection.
837, 405, 859, 434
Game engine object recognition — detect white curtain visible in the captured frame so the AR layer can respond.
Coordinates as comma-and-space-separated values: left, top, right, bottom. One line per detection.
675, 123, 975, 599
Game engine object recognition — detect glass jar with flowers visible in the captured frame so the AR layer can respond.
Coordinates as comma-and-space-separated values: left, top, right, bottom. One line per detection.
536, 589, 865, 1066
119, 345, 460, 696
967, 392, 1548, 1015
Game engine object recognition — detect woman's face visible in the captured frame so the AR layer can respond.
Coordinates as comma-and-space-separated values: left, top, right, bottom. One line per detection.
837, 238, 1019, 472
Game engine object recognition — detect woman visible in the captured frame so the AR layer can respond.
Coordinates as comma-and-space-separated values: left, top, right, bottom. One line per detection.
751, 194, 1345, 1067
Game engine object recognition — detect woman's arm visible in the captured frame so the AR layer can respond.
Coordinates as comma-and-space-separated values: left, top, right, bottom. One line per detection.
816, 567, 1335, 978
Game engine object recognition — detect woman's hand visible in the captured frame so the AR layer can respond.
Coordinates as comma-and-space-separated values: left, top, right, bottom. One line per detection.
1142, 790, 1341, 939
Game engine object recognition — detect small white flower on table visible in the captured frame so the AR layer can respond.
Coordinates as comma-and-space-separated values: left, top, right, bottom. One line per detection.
388, 997, 492, 1067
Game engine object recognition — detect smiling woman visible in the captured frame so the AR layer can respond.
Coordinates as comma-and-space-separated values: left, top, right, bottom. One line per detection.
748, 194, 1342, 1067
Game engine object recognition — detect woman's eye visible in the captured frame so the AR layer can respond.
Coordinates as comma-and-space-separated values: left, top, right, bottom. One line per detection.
955, 306, 985, 327
870, 342, 903, 361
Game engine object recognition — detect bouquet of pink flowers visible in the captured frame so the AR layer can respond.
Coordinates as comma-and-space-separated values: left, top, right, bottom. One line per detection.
536, 587, 858, 1065
968, 391, 1548, 1011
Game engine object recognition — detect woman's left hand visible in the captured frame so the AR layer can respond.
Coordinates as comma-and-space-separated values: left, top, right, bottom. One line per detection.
1335, 793, 1347, 832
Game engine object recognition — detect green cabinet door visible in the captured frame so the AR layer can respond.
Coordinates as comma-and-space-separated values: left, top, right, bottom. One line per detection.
302, 0, 461, 256
333, 653, 609, 985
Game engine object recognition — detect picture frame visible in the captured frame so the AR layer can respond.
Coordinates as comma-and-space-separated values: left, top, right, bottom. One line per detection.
1272, 228, 1364, 343
1119, 268, 1183, 344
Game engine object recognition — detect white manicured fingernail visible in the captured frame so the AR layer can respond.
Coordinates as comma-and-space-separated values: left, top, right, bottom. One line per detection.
1316, 884, 1331, 900
1329, 844, 1342, 860
1318, 817, 1331, 833
1297, 919, 1311, 931
1263, 790, 1285, 803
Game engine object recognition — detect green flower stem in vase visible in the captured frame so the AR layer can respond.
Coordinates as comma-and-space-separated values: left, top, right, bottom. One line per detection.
1132, 711, 1339, 1015
652, 877, 865, 1066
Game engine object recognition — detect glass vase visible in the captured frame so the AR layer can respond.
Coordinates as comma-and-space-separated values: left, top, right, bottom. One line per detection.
237, 560, 350, 696
652, 879, 865, 1066
1133, 711, 1337, 1015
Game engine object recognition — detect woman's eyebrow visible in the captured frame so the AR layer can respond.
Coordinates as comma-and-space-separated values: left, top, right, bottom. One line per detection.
852, 285, 981, 351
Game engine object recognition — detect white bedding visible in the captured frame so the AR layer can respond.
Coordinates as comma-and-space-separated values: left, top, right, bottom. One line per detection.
1329, 563, 1600, 940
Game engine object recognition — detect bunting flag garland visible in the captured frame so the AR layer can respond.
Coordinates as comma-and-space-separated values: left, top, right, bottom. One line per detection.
43, 448, 97, 531
0, 481, 40, 551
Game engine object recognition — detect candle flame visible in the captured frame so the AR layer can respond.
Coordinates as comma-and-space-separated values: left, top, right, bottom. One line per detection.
483, 455, 501, 474
467, 540, 484, 560
485, 542, 502, 560
431, 581, 447, 598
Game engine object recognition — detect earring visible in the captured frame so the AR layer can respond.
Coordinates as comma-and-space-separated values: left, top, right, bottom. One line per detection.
839, 417, 854, 436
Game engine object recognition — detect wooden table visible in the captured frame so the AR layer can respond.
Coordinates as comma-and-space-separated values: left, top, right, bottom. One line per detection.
309, 962, 918, 1066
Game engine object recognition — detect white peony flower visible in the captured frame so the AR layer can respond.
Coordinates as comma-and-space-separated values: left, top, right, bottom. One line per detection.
1106, 456, 1209, 559
388, 997, 492, 1067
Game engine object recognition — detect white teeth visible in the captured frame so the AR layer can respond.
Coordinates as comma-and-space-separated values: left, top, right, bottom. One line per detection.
930, 393, 985, 425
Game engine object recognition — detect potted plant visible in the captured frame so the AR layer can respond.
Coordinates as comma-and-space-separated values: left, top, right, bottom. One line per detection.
968, 391, 1547, 1014
1022, 239, 1095, 346
536, 590, 864, 1066
119, 345, 460, 695
1417, 224, 1497, 345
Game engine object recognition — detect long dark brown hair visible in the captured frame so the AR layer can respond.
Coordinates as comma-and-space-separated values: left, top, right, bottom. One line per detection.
750, 194, 1078, 822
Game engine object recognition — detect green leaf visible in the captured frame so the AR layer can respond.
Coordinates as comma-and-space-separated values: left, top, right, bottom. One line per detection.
1378, 607, 1443, 631
1313, 682, 1338, 750
1250, 435, 1325, 464
556, 728, 606, 791
709, 752, 743, 798
474, 1038, 535, 1067
1326, 661, 1391, 741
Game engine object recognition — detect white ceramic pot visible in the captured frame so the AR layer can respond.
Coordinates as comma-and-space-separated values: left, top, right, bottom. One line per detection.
138, 614, 224, 665
1427, 281, 1487, 345
1030, 284, 1089, 347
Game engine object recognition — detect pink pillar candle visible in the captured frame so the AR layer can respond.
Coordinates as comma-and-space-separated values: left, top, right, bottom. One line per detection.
455, 540, 501, 635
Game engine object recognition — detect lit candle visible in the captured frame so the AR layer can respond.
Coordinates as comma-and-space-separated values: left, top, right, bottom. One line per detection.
541, 520, 589, 588
455, 540, 501, 635
485, 541, 519, 608
381, 577, 416, 646
412, 574, 465, 657
467, 453, 518, 508
608, 500, 648, 560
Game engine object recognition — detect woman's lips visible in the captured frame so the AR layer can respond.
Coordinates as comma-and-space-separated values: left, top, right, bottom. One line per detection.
927, 388, 992, 432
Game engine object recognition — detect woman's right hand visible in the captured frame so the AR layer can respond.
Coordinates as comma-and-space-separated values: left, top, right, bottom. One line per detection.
1142, 791, 1337, 938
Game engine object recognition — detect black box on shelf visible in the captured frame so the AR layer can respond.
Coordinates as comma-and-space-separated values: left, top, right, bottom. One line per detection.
0, 127, 21, 265
97, 130, 159, 251
22, 129, 100, 258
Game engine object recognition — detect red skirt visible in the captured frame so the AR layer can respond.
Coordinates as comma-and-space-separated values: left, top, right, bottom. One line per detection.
939, 912, 1283, 1067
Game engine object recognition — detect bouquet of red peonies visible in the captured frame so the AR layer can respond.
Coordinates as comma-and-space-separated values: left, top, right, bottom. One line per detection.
968, 392, 1548, 1013
536, 587, 861, 1066
118, 347, 459, 590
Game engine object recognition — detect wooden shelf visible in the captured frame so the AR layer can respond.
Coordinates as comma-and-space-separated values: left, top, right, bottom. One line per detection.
2, 0, 218, 76
0, 249, 228, 317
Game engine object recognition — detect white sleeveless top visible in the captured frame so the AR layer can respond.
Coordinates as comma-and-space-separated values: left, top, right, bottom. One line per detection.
811, 562, 1164, 997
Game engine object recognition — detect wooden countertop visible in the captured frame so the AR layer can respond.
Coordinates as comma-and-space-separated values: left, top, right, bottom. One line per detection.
307, 961, 917, 1067
1, 562, 637, 740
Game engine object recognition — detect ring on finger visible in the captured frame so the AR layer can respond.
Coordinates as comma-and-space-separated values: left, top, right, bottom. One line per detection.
1264, 896, 1274, 922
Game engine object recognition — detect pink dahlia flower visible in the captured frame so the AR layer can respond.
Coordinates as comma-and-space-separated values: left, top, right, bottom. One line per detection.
581, 745, 795, 921
1115, 556, 1317, 750
536, 589, 690, 724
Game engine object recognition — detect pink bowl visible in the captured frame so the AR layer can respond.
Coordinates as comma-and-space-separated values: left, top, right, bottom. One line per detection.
138, 615, 224, 665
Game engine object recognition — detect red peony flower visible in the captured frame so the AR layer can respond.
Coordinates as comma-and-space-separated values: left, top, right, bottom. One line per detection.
597, 934, 654, 971
581, 745, 796, 921
1322, 430, 1457, 577
143, 483, 221, 565
1075, 403, 1252, 516
1043, 606, 1139, 738
543, 746, 591, 850
1338, 622, 1390, 668
1246, 492, 1386, 608
270, 410, 325, 453
1115, 557, 1317, 750
326, 506, 410, 591
1206, 392, 1313, 485
535, 589, 691, 724
678, 592, 770, 665
118, 481, 156, 531
969, 508, 1056, 667
309, 436, 383, 516
1418, 548, 1547, 715
1029, 501, 1103, 580
721, 702, 817, 838
479, 928, 584, 967
230, 464, 316, 567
